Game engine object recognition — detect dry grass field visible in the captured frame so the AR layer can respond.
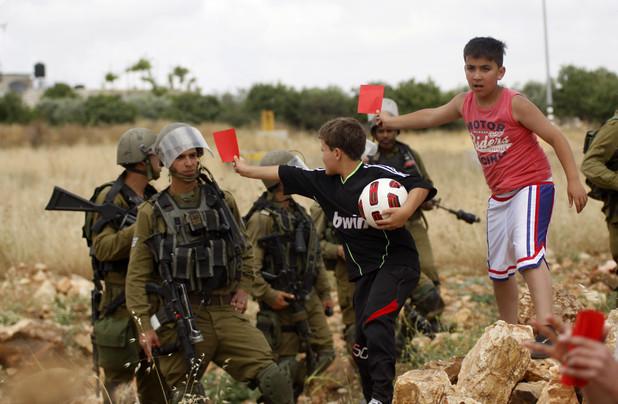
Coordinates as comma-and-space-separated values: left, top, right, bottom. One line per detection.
0, 123, 607, 278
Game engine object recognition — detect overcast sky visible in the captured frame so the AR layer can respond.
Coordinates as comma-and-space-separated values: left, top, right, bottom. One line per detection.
1, 0, 616, 94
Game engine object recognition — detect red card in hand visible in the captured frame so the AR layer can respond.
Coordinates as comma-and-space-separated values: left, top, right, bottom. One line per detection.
357, 84, 384, 114
213, 128, 239, 162
561, 309, 605, 387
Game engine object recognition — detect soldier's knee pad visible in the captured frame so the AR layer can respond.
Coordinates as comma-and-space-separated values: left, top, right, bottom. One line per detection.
256, 363, 294, 404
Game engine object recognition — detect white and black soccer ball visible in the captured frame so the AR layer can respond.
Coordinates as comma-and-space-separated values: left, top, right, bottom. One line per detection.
358, 178, 408, 229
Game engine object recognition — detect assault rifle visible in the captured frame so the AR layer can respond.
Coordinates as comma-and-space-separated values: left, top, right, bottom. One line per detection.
44, 186, 136, 232
432, 199, 480, 224
259, 229, 317, 375
146, 236, 204, 371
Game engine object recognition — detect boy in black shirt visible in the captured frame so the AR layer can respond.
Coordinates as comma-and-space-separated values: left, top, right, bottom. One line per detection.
234, 117, 436, 404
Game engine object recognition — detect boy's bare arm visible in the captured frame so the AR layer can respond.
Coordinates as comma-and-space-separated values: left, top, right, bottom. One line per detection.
512, 96, 588, 213
233, 156, 280, 182
377, 93, 465, 130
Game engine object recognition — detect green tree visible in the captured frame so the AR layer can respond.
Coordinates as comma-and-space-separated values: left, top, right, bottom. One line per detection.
392, 78, 445, 113
297, 86, 356, 130
83, 95, 136, 125
244, 83, 301, 126
520, 80, 548, 112
555, 65, 618, 123
166, 92, 221, 123
42, 83, 77, 99
0, 93, 32, 123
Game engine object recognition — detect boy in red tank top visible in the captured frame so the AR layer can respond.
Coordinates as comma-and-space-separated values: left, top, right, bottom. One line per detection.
377, 37, 588, 356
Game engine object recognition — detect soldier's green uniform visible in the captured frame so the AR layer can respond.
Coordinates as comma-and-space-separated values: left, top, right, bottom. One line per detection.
582, 111, 618, 261
310, 203, 356, 352
87, 128, 168, 404
125, 123, 293, 404
246, 193, 335, 396
245, 151, 335, 398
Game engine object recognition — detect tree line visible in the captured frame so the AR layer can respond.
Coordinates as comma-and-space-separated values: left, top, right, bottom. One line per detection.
0, 63, 616, 129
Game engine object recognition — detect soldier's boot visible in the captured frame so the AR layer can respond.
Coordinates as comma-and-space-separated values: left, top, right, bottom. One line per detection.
314, 348, 335, 375
169, 381, 206, 404
410, 285, 446, 334
257, 363, 294, 404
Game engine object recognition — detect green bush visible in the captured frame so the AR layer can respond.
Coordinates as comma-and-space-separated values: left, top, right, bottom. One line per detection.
83, 94, 136, 125
297, 86, 356, 130
125, 93, 172, 120
166, 92, 221, 123
42, 83, 78, 99
35, 97, 85, 125
0, 92, 32, 123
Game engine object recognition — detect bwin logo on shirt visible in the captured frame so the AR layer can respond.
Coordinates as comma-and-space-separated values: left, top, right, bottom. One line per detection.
332, 211, 369, 229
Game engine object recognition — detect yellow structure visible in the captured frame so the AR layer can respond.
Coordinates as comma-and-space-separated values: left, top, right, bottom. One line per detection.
260, 110, 275, 131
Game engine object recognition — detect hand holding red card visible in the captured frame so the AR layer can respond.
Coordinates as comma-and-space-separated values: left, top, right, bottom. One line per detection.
357, 84, 384, 114
561, 309, 605, 387
213, 128, 239, 162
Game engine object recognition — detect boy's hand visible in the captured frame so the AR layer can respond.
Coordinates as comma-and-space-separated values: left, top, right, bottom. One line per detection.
375, 207, 409, 230
375, 112, 397, 130
567, 179, 588, 213
233, 156, 249, 176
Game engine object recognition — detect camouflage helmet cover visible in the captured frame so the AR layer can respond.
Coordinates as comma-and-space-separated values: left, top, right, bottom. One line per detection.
260, 150, 308, 190
154, 123, 213, 168
116, 128, 157, 165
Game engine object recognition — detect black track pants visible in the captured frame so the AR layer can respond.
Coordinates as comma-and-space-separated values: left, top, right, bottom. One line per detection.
352, 264, 419, 403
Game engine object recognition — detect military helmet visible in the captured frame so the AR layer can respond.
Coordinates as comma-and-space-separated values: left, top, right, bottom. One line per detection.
368, 98, 400, 134
116, 128, 157, 165
154, 123, 213, 168
260, 150, 307, 190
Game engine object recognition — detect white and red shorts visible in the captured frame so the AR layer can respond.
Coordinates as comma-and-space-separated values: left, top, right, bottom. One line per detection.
486, 182, 555, 281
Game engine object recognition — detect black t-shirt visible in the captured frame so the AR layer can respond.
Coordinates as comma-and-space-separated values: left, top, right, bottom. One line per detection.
279, 163, 437, 281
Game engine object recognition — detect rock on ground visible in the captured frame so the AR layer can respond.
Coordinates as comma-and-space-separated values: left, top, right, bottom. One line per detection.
456, 321, 533, 404
393, 368, 452, 404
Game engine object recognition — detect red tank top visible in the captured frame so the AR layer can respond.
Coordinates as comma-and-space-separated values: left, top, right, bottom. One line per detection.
461, 88, 551, 194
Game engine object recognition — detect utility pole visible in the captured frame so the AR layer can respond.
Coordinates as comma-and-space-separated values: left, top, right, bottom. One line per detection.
542, 0, 554, 121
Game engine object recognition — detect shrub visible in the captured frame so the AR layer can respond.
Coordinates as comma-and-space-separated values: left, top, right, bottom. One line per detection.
0, 92, 32, 123
82, 94, 137, 125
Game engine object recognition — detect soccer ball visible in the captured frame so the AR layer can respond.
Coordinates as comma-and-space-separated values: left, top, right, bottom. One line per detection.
358, 178, 408, 229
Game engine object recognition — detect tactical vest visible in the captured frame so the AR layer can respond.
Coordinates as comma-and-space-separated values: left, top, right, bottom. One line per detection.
83, 173, 156, 275
246, 193, 320, 298
150, 184, 241, 293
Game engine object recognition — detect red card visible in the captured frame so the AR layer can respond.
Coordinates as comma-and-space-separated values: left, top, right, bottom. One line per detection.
357, 84, 384, 114
561, 310, 605, 387
213, 128, 239, 163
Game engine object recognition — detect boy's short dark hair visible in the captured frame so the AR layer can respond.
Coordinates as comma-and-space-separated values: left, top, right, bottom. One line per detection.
463, 37, 507, 67
318, 117, 366, 161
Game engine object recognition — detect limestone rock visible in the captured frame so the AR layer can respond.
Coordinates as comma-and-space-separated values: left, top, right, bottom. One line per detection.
522, 358, 559, 382
33, 280, 56, 305
518, 288, 582, 325
422, 357, 463, 384
581, 289, 607, 308
54, 276, 72, 295
508, 381, 545, 404
67, 275, 91, 299
536, 377, 578, 404
394, 369, 452, 404
446, 396, 481, 404
456, 321, 533, 404
8, 367, 92, 404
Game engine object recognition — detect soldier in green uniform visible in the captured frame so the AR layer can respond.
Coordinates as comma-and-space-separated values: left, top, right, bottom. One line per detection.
87, 128, 168, 403
367, 98, 445, 334
310, 203, 356, 354
244, 151, 336, 399
582, 110, 618, 262
125, 123, 293, 404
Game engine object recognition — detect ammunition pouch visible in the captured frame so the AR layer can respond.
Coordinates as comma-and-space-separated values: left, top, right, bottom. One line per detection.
93, 314, 139, 370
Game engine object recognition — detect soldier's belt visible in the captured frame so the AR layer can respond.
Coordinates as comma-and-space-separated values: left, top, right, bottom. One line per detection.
188, 292, 233, 307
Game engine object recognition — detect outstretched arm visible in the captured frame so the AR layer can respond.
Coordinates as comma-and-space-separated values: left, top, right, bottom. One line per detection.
375, 187, 430, 230
376, 93, 465, 130
512, 96, 588, 213
233, 156, 280, 182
